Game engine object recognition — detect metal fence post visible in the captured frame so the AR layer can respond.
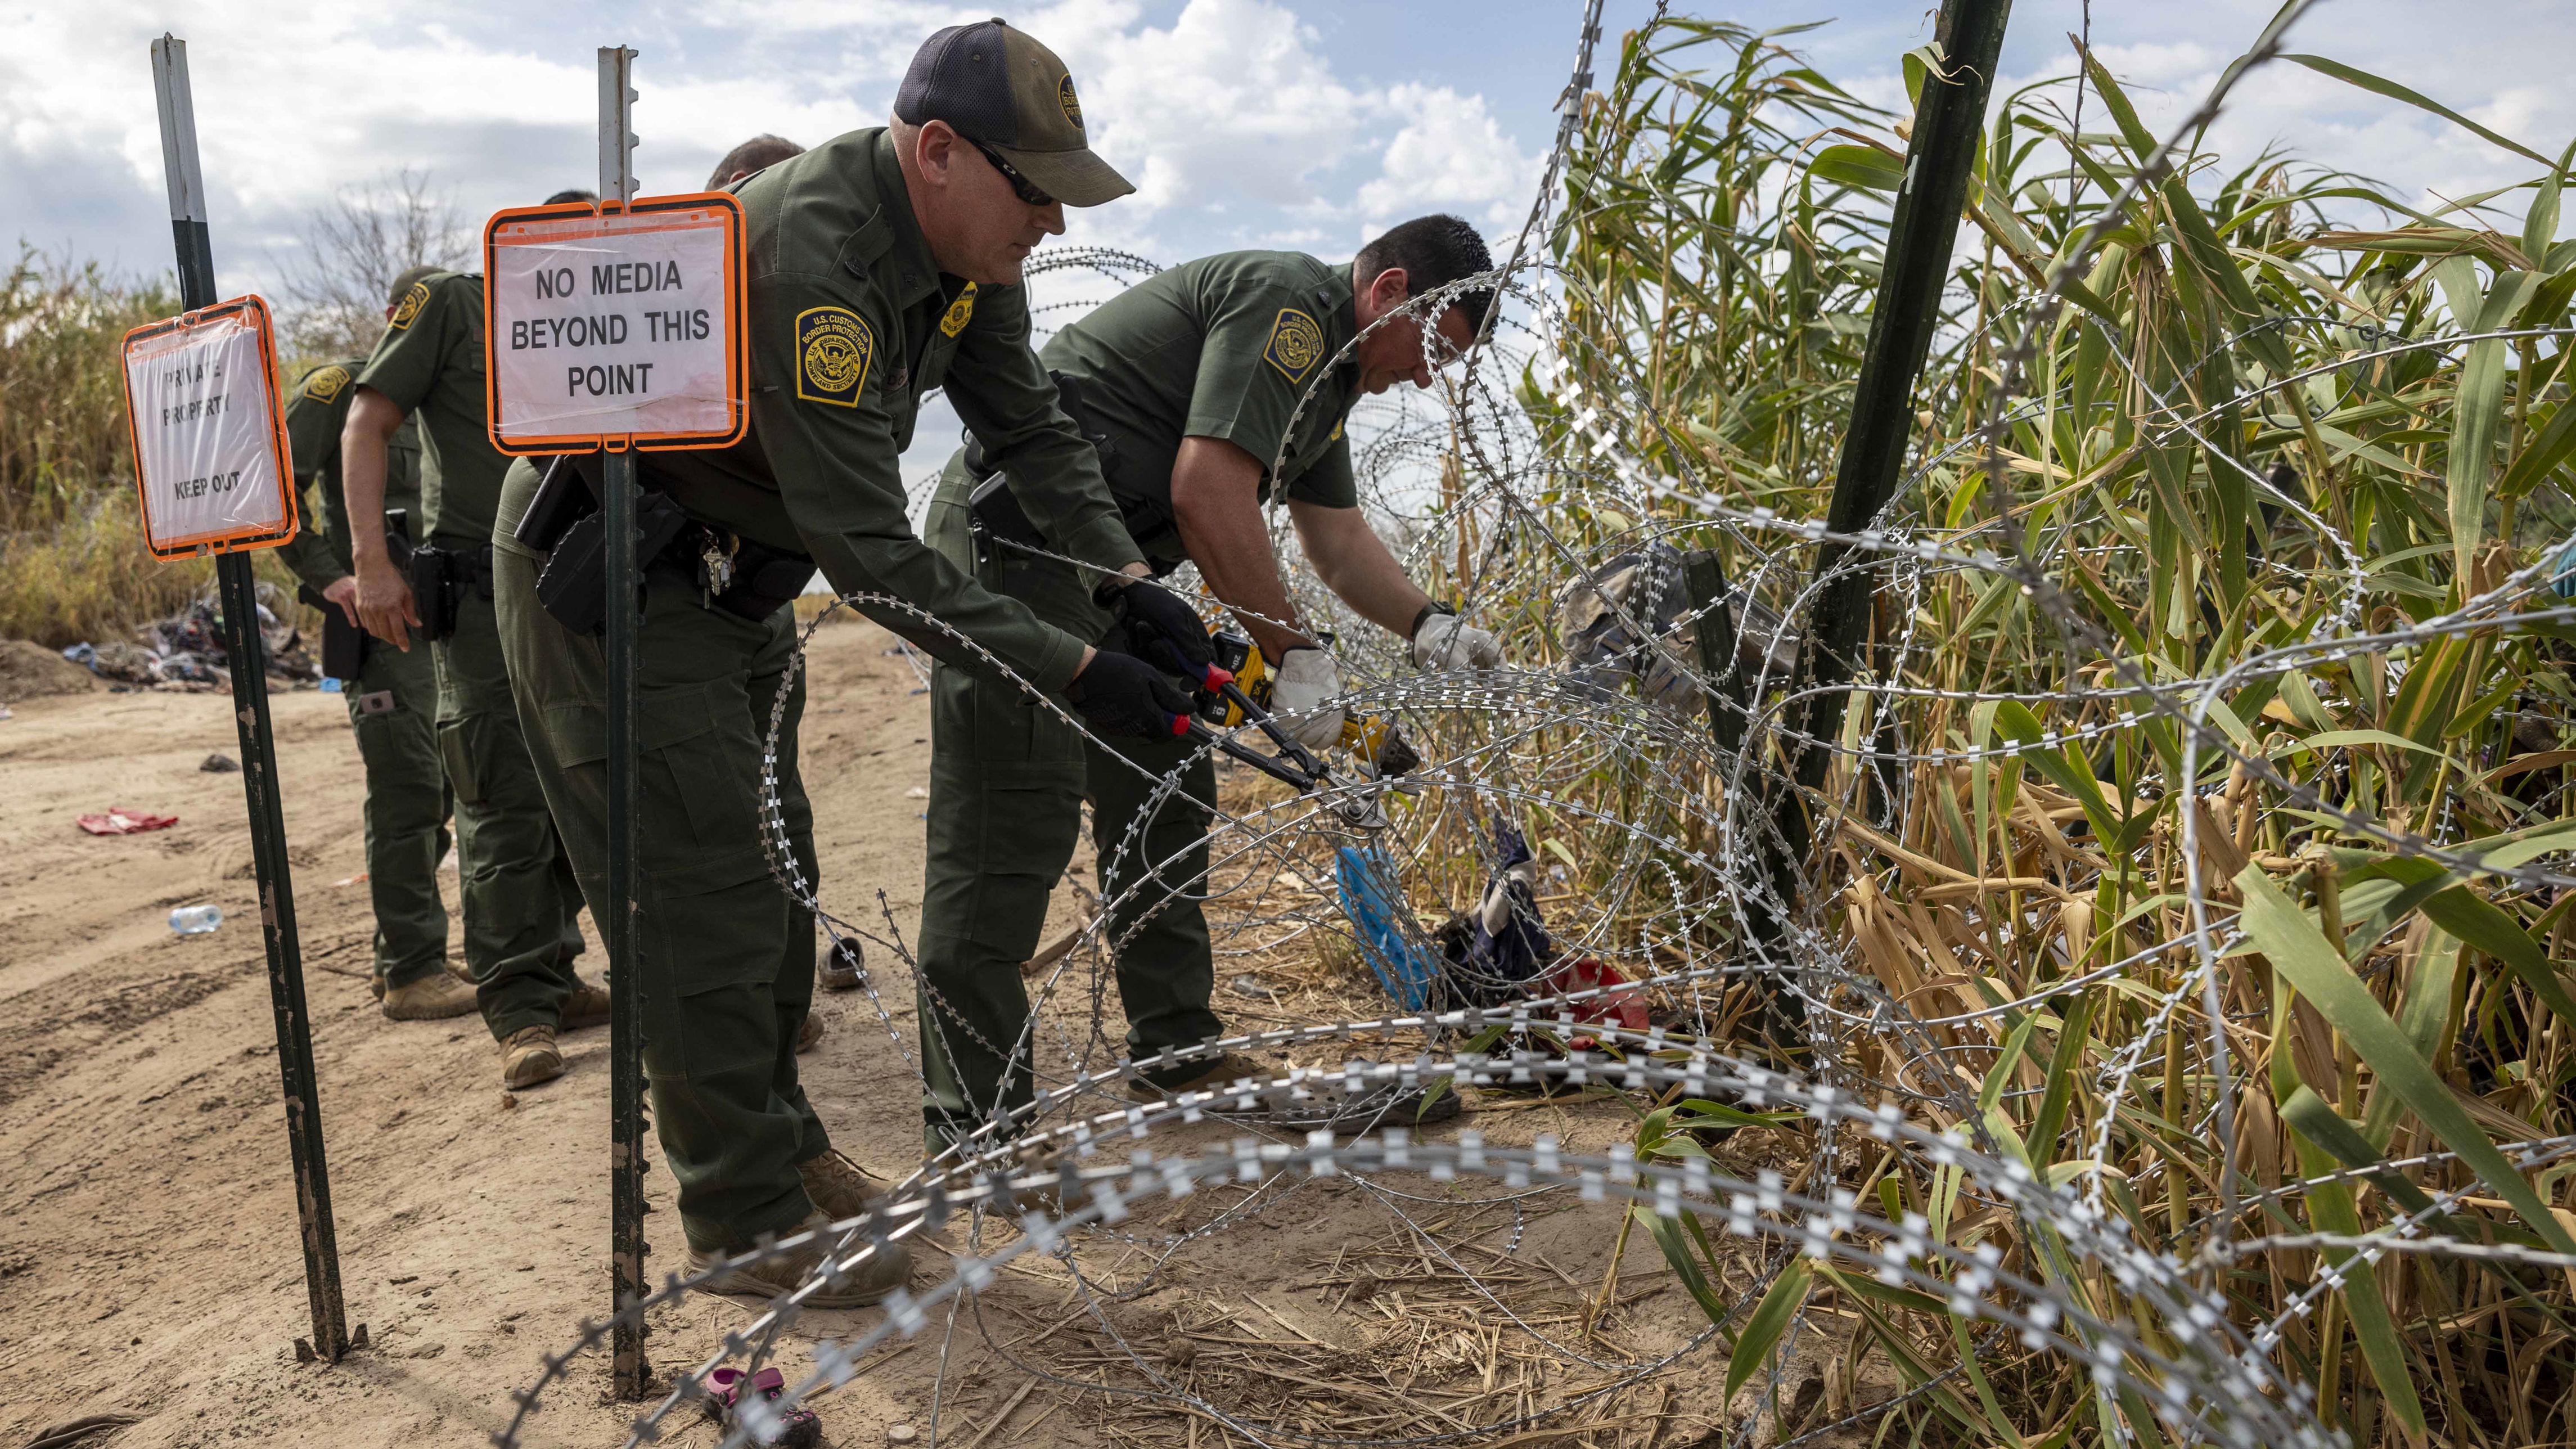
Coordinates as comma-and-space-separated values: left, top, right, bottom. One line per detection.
597, 42, 653, 1401
150, 32, 354, 1365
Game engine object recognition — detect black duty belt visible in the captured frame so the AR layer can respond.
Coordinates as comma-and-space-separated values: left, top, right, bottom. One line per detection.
520, 454, 815, 635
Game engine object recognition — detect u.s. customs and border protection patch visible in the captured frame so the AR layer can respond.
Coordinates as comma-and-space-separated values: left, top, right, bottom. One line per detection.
796, 306, 873, 407
303, 365, 352, 403
1263, 307, 1325, 383
1058, 74, 1083, 129
388, 281, 429, 331
940, 282, 978, 339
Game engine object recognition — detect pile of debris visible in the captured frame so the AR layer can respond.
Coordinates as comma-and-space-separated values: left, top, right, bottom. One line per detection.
60, 583, 320, 691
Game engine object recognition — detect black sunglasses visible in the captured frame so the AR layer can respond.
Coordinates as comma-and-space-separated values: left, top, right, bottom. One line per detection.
966, 136, 1055, 207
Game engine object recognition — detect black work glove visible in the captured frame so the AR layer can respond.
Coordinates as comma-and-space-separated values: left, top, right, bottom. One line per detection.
1065, 650, 1197, 740
1102, 579, 1218, 681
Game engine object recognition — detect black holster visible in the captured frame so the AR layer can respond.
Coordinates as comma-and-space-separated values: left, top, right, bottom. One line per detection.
407, 541, 491, 643
296, 584, 368, 681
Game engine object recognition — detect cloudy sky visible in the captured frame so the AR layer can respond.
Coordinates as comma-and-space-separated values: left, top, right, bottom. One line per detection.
8, 0, 2572, 305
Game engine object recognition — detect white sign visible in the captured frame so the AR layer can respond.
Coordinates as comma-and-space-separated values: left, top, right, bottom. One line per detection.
119, 298, 294, 558
484, 198, 745, 449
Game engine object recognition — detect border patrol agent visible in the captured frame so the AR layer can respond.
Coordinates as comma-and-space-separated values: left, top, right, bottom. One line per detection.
917, 216, 1507, 1127
489, 27, 1203, 1309
276, 268, 470, 1021
341, 227, 606, 1090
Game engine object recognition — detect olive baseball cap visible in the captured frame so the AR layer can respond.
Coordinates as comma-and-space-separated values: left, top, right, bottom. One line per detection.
894, 18, 1134, 208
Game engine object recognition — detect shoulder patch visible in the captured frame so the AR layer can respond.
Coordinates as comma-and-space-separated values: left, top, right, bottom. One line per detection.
1262, 307, 1325, 384
1058, 75, 1083, 130
301, 365, 352, 404
796, 306, 873, 407
939, 282, 978, 339
388, 281, 430, 331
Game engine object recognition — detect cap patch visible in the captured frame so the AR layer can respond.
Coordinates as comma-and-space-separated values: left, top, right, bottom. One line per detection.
1262, 307, 1325, 384
796, 306, 874, 407
940, 282, 979, 339
389, 281, 430, 331
303, 365, 352, 403
1058, 74, 1083, 130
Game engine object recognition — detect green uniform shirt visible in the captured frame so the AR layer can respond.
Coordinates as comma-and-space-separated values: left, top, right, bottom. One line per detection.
1038, 250, 1361, 564
355, 271, 511, 546
274, 357, 422, 593
643, 128, 1141, 693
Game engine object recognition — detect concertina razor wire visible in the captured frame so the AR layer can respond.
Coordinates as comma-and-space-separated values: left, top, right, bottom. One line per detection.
489, 1, 2576, 1444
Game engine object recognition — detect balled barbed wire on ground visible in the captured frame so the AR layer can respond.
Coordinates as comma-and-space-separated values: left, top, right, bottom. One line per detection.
493, 3, 2576, 1445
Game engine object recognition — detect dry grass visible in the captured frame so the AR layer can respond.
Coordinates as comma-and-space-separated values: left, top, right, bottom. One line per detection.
1487, 15, 2576, 1446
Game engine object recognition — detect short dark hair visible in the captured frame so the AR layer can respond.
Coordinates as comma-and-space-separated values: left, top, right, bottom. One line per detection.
388, 264, 440, 308
708, 135, 805, 190
1355, 214, 1494, 334
543, 188, 597, 206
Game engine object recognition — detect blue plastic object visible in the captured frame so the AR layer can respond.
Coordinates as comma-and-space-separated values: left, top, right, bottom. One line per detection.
1335, 845, 1438, 1009
2555, 535, 2576, 599
319, 676, 344, 694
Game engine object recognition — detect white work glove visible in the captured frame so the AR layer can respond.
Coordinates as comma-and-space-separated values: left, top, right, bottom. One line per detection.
1269, 646, 1346, 752
1411, 610, 1502, 670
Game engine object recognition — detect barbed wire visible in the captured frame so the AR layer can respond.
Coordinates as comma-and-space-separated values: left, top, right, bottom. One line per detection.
487, 2, 2576, 1446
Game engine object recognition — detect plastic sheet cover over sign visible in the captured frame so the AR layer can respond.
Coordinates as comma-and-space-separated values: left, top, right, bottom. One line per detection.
118, 297, 296, 558
482, 194, 747, 452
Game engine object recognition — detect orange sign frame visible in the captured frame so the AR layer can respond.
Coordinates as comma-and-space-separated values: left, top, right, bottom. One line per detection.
118, 294, 299, 560
481, 192, 747, 455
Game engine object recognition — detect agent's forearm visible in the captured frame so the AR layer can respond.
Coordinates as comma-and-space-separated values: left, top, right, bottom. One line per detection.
340, 389, 404, 565
1292, 501, 1429, 637
1170, 437, 1312, 660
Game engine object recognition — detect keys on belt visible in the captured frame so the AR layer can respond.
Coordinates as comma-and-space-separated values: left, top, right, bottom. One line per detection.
697, 531, 740, 608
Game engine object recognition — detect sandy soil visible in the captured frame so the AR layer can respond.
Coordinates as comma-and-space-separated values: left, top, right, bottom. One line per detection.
0, 618, 1745, 1449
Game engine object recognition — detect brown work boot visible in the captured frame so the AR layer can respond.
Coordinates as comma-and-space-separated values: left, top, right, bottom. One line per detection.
501, 1025, 565, 1088
560, 978, 611, 1031
798, 1148, 885, 1221
796, 1010, 825, 1054
1128, 1051, 1275, 1109
382, 973, 478, 1021
687, 1213, 911, 1308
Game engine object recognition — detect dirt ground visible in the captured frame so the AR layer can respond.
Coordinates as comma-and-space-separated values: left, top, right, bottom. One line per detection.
0, 617, 1744, 1449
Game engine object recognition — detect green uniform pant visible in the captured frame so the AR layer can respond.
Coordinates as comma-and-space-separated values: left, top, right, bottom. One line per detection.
916, 463, 1222, 1137
345, 636, 452, 987
492, 508, 827, 1253
429, 562, 589, 1040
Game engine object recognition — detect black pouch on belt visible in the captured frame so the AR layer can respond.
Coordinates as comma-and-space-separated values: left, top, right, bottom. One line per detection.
966, 471, 1046, 564
512, 456, 597, 554
296, 583, 369, 681
408, 544, 457, 642
535, 490, 691, 637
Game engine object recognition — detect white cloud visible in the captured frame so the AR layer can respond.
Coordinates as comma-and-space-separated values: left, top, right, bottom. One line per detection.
1357, 84, 1543, 236
0, 0, 1546, 289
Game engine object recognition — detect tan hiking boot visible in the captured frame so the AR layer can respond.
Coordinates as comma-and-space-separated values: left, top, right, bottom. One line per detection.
798, 1149, 885, 1221
687, 1213, 911, 1308
382, 973, 478, 1021
795, 1010, 824, 1054
447, 957, 475, 984
819, 938, 864, 991
501, 1025, 565, 1088
561, 979, 611, 1031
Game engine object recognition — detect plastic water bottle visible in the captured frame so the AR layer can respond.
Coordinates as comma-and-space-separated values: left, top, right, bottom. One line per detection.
168, 905, 223, 935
